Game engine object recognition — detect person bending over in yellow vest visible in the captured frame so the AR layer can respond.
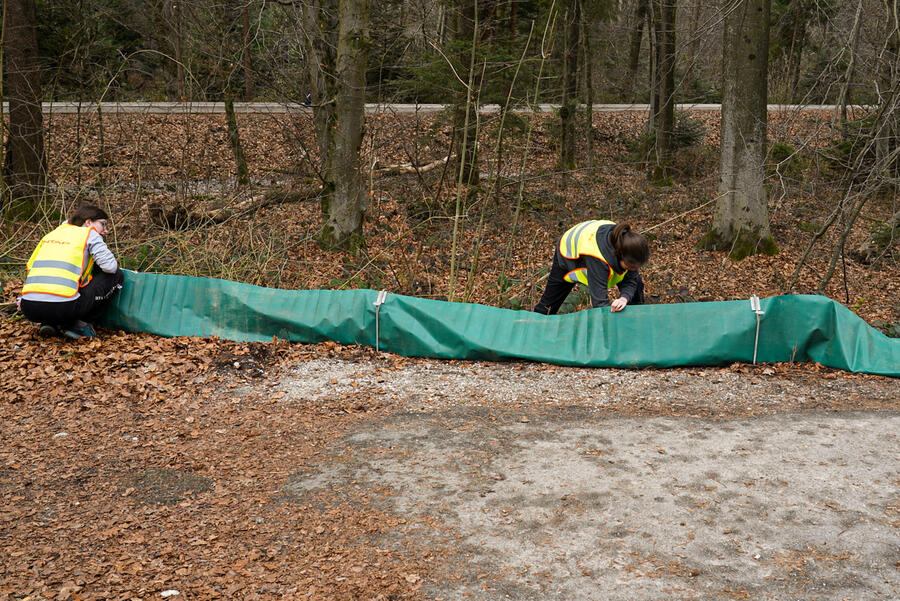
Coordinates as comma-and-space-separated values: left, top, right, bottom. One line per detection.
533, 220, 649, 315
18, 204, 124, 339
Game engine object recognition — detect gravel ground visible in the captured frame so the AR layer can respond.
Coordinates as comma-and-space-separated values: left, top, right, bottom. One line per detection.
262, 357, 899, 419
264, 357, 900, 601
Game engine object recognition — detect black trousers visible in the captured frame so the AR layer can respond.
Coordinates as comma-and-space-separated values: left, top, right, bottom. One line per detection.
533, 252, 643, 315
20, 268, 124, 327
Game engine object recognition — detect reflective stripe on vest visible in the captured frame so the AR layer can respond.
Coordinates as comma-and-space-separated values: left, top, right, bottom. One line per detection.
559, 220, 627, 289
564, 268, 590, 287
22, 224, 92, 297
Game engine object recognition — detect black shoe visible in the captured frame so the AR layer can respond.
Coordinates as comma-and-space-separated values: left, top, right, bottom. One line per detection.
62, 320, 98, 340
38, 324, 59, 337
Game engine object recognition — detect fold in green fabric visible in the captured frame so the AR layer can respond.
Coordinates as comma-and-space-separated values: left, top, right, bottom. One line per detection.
102, 271, 900, 377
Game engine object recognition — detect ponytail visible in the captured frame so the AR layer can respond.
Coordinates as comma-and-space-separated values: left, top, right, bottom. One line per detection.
610, 223, 649, 268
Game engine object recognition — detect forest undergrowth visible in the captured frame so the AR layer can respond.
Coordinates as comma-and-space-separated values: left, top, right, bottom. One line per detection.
1, 108, 898, 331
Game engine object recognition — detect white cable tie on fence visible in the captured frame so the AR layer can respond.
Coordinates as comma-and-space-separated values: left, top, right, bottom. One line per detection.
749, 295, 765, 365
373, 290, 388, 352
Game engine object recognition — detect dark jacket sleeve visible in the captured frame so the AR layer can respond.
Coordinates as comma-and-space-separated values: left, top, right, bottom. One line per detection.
617, 269, 640, 302
585, 256, 611, 308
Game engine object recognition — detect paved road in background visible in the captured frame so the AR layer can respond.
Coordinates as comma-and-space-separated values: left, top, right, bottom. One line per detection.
4, 102, 860, 114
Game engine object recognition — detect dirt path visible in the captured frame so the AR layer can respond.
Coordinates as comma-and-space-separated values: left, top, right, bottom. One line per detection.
291, 409, 899, 600
269, 358, 900, 600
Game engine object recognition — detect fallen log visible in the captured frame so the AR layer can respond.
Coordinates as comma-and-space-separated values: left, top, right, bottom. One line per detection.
148, 185, 321, 229
375, 155, 453, 176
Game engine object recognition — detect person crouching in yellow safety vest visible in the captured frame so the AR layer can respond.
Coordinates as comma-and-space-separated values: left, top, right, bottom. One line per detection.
533, 220, 649, 315
18, 204, 124, 339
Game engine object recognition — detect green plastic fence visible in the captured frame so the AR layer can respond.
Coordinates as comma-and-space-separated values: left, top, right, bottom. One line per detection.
101, 270, 900, 377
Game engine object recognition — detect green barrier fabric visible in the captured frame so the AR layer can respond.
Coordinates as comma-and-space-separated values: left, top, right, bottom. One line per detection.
102, 271, 900, 377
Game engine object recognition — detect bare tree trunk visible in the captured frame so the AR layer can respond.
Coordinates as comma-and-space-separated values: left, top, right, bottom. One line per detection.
301, 0, 370, 250
682, 0, 702, 89
649, 0, 675, 183
452, 0, 483, 190
787, 16, 806, 103
176, 1, 185, 99
582, 9, 594, 170
699, 0, 777, 260
836, 0, 863, 124
875, 0, 900, 180
97, 104, 106, 189
302, 0, 335, 167
560, 0, 580, 172
224, 89, 250, 185
0, 0, 6, 196
2, 0, 45, 218
75, 103, 82, 188
436, 4, 446, 46
242, 4, 254, 100
628, 0, 649, 101
167, 0, 185, 100
648, 2, 658, 129
326, 0, 369, 249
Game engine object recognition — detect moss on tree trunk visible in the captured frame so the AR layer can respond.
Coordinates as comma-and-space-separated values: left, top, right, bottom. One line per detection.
698, 226, 778, 261
703, 0, 776, 262
302, 0, 370, 252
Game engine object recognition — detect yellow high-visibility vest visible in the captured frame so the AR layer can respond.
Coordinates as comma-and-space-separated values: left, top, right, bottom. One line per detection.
22, 223, 94, 297
558, 220, 627, 288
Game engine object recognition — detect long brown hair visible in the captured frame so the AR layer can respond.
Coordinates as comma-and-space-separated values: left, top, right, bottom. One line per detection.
610, 223, 649, 268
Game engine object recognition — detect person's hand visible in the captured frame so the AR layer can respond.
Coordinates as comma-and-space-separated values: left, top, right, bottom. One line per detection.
610, 297, 629, 312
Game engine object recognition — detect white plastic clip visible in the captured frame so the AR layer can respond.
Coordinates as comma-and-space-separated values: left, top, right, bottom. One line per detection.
373, 290, 388, 352
749, 295, 765, 365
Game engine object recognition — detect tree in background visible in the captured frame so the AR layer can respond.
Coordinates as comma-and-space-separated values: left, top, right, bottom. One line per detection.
240, 1, 254, 100
836, 0, 900, 268
219, 0, 254, 185
873, 0, 900, 179
621, 0, 676, 182
559, 0, 581, 171
2, 0, 46, 218
17, 0, 892, 110
37, 0, 161, 99
834, 0, 863, 123
449, 0, 495, 191
681, 0, 706, 100
626, 0, 648, 102
558, 0, 615, 172
647, 0, 675, 183
769, 0, 836, 103
700, 0, 777, 259
784, 0, 900, 288
300, 0, 371, 250
164, 0, 186, 99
